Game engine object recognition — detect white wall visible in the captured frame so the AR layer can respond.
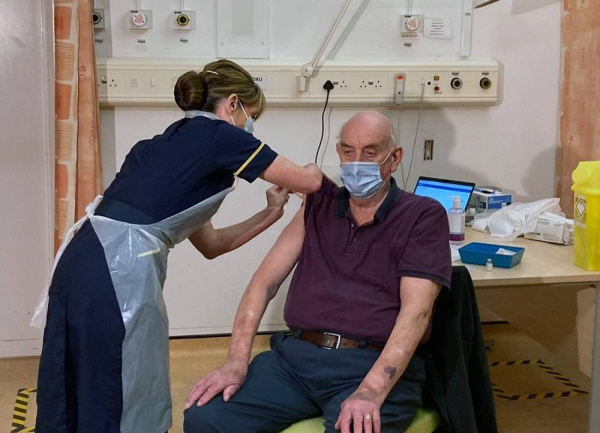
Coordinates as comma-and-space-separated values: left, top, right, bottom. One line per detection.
0, 0, 54, 357
95, 0, 562, 335
0, 0, 571, 358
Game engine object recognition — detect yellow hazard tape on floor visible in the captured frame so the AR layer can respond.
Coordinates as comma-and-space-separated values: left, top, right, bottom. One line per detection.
489, 359, 589, 401
11, 388, 36, 433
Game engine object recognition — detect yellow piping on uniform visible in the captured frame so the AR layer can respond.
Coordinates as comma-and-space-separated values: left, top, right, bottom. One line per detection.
234, 142, 265, 177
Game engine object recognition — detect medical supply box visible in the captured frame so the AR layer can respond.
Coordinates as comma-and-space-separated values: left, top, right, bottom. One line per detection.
572, 161, 600, 270
471, 188, 512, 213
458, 242, 525, 268
524, 215, 574, 245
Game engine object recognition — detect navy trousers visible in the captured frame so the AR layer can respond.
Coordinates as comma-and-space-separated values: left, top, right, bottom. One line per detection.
184, 332, 426, 433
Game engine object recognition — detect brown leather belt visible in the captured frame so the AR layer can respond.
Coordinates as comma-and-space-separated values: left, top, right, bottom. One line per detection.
297, 330, 383, 351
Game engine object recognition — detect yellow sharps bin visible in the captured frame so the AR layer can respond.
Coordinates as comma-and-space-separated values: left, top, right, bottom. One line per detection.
571, 161, 600, 270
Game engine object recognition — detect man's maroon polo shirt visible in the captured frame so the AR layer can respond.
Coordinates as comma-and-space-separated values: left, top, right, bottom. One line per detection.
284, 177, 452, 345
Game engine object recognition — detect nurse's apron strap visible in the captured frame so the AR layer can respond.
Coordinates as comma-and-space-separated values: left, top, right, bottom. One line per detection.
233, 142, 266, 177
30, 195, 104, 329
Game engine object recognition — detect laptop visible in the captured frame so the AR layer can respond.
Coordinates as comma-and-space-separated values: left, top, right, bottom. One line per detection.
413, 176, 475, 211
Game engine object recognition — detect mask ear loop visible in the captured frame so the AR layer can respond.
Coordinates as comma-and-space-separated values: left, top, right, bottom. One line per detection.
239, 101, 250, 120
380, 149, 395, 184
379, 150, 393, 166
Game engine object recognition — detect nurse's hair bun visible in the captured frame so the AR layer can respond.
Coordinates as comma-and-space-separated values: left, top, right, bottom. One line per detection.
174, 60, 266, 118
174, 71, 207, 111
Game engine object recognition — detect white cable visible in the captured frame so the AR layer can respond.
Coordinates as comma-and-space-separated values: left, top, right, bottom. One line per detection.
181, 0, 185, 11
402, 82, 426, 189
137, 0, 142, 11
398, 107, 406, 188
407, 0, 413, 15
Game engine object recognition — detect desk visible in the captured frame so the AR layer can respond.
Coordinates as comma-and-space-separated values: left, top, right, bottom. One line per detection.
459, 229, 600, 432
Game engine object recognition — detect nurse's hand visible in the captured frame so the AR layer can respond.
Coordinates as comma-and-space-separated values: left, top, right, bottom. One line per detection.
265, 185, 290, 211
185, 360, 248, 408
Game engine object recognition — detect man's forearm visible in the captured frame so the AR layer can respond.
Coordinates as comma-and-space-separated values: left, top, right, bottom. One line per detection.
225, 281, 276, 366
357, 307, 433, 405
225, 205, 306, 366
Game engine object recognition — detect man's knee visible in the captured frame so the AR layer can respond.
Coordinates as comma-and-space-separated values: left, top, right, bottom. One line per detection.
183, 404, 222, 433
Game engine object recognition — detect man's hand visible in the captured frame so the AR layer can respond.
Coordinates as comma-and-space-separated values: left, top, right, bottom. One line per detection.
335, 389, 382, 433
185, 361, 247, 409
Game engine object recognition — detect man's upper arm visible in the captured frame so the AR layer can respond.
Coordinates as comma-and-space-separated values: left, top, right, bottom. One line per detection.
398, 277, 441, 315
397, 200, 452, 289
251, 202, 306, 287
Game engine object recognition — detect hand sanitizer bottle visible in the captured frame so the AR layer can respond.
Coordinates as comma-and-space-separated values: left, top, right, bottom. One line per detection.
448, 196, 465, 244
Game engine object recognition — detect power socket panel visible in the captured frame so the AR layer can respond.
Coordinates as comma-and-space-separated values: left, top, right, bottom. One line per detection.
97, 58, 501, 108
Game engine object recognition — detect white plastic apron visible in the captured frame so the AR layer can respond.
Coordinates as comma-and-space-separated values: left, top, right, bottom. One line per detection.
92, 186, 232, 433
32, 110, 238, 433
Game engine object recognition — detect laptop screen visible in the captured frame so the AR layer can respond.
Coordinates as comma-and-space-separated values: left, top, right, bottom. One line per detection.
413, 176, 475, 211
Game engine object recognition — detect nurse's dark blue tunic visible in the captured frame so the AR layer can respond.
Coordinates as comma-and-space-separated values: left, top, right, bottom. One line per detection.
36, 116, 278, 433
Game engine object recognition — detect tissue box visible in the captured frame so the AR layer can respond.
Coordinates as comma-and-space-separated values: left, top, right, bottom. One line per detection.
524, 216, 574, 245
458, 242, 525, 268
471, 189, 512, 212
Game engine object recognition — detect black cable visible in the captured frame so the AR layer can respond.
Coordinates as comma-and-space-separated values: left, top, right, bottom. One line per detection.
315, 80, 334, 164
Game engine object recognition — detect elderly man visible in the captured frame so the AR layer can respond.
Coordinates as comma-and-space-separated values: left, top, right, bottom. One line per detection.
184, 110, 452, 433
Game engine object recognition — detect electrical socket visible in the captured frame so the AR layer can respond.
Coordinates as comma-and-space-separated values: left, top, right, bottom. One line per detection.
424, 140, 434, 160
359, 79, 383, 89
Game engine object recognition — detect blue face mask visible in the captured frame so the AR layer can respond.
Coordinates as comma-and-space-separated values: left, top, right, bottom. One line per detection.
231, 101, 254, 134
340, 151, 392, 200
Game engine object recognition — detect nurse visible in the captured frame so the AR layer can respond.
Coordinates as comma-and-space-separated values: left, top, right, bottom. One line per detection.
34, 59, 323, 433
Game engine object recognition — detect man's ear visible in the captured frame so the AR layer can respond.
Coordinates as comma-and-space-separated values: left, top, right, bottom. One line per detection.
390, 147, 404, 171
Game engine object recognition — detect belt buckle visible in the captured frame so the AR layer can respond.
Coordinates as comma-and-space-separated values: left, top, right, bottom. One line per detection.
323, 332, 341, 349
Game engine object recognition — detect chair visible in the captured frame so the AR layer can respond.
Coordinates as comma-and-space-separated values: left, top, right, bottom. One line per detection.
280, 406, 442, 433
280, 266, 498, 433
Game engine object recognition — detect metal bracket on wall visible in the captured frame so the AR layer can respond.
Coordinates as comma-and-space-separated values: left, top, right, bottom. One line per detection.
424, 140, 434, 160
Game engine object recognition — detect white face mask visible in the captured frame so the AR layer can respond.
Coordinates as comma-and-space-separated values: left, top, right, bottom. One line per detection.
231, 101, 254, 134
